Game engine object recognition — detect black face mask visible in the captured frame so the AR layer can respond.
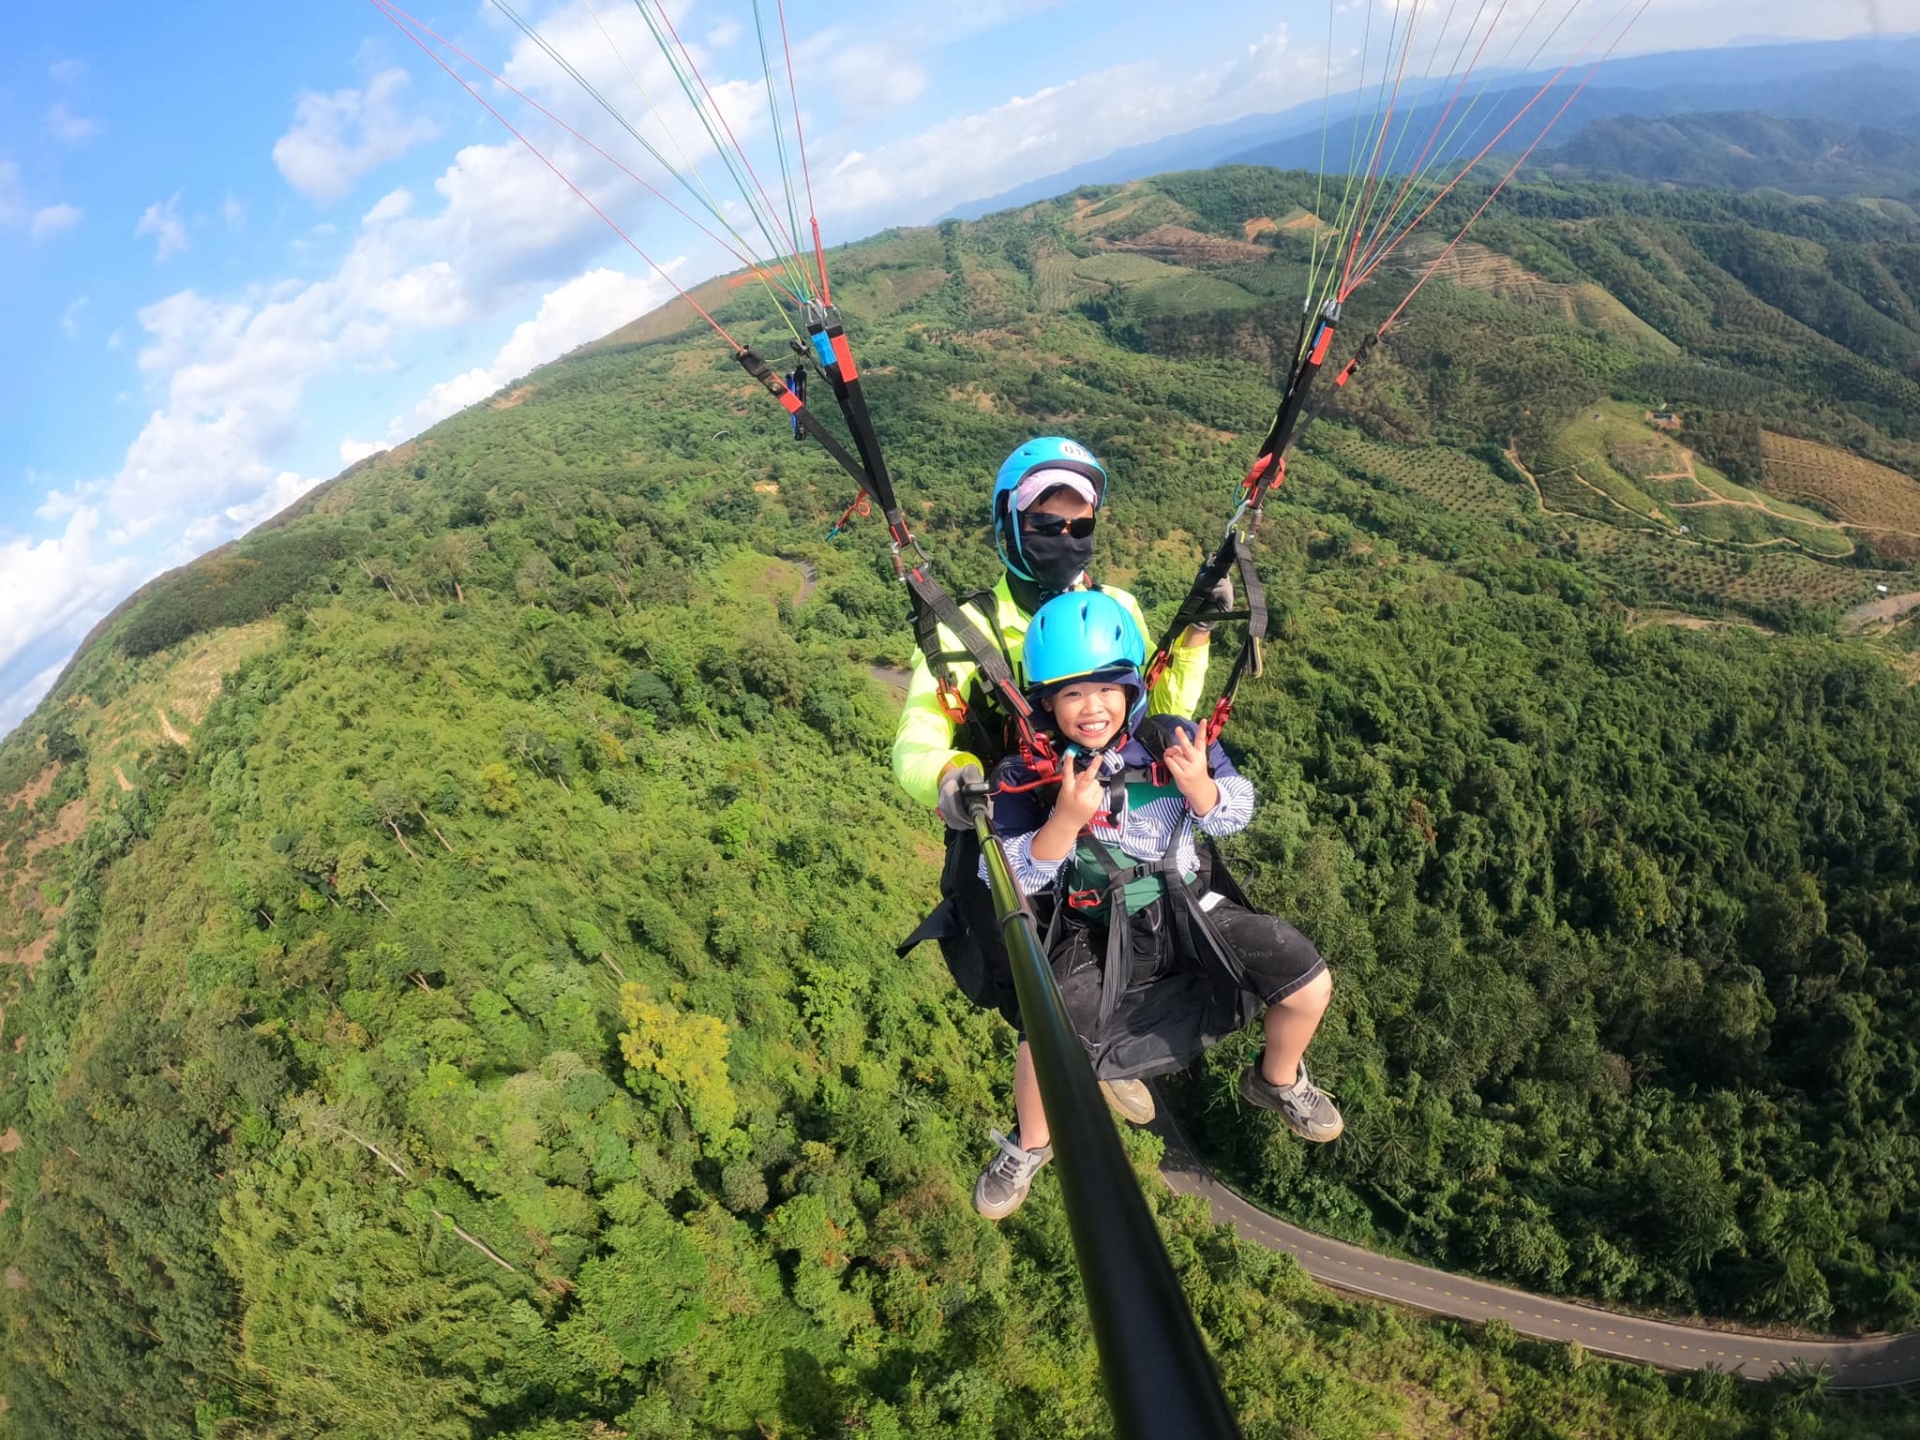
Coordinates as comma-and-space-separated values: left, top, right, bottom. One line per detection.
1020, 531, 1095, 594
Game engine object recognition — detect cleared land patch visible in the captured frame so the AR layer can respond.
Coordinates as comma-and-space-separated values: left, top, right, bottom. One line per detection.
1760, 432, 1920, 539
1099, 223, 1270, 266
1394, 239, 1676, 353
1534, 404, 1853, 556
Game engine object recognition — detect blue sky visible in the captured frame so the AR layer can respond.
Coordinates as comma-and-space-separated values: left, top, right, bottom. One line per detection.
0, 0, 1908, 737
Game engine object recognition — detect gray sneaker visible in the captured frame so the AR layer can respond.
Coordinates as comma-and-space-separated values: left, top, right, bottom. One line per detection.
1098, 1078, 1156, 1125
973, 1129, 1054, 1220
1240, 1055, 1343, 1142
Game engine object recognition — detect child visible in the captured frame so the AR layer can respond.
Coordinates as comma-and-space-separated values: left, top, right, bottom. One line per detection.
972, 589, 1340, 1221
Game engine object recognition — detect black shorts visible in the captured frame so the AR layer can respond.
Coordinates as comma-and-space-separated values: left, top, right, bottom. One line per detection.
1011, 895, 1327, 1041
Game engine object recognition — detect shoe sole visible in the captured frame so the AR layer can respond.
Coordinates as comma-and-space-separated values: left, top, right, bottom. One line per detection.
974, 1157, 1053, 1221
1240, 1068, 1343, 1143
1099, 1080, 1156, 1126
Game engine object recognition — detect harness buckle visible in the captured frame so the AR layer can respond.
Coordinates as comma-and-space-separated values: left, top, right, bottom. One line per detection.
935, 679, 969, 723
1066, 889, 1104, 911
1204, 695, 1233, 745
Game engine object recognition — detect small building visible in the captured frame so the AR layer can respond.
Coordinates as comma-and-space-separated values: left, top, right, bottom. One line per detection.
1877, 583, 1891, 595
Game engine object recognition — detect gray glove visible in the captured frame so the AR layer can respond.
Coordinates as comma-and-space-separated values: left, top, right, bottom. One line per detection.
936, 763, 987, 831
1189, 574, 1236, 633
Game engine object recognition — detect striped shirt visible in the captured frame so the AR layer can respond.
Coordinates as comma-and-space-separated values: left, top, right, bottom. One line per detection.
984, 735, 1254, 896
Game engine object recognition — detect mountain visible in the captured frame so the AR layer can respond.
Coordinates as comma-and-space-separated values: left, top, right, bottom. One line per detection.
1534, 111, 1920, 202
6, 166, 1920, 1436
946, 34, 1920, 220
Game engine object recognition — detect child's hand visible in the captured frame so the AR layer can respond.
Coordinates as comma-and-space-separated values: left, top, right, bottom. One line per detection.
1054, 751, 1108, 828
1162, 731, 1221, 817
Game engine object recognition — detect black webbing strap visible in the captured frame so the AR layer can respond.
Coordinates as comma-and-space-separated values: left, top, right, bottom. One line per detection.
1076, 829, 1187, 1033
1149, 533, 1266, 665
905, 567, 1035, 737
810, 312, 899, 526
737, 347, 891, 521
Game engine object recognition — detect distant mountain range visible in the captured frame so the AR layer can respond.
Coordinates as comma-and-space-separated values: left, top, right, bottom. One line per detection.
1536, 111, 1920, 204
944, 32, 1920, 219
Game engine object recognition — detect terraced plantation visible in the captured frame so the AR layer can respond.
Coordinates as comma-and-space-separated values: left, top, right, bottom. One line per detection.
1761, 431, 1920, 559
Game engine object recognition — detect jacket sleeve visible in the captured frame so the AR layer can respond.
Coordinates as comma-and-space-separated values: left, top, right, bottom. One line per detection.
891, 647, 981, 808
1110, 587, 1210, 720
1192, 740, 1253, 837
1157, 633, 1212, 721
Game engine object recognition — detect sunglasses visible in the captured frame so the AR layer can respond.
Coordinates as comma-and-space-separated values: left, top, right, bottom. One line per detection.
1020, 513, 1097, 538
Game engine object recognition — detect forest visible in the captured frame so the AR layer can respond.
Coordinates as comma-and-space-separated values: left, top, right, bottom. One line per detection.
2, 164, 1920, 1437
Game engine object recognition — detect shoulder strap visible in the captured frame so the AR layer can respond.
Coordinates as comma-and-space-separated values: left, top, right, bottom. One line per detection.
906, 574, 1032, 737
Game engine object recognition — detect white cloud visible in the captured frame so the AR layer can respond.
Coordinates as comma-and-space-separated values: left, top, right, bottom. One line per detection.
45, 102, 100, 145
104, 122, 646, 543
48, 58, 86, 84
176, 472, 324, 557
273, 68, 438, 204
360, 264, 675, 449
821, 42, 928, 118
33, 203, 83, 240
136, 193, 190, 261
0, 659, 67, 741
0, 508, 142, 681
60, 296, 89, 339
821, 24, 1312, 221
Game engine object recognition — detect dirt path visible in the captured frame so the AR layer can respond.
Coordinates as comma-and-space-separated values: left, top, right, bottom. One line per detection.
1504, 442, 1558, 516
1842, 591, 1920, 632
1149, 1093, 1920, 1390
155, 708, 190, 747
113, 766, 134, 793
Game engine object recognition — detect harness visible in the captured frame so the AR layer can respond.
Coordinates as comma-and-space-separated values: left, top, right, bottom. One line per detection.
1042, 776, 1255, 1037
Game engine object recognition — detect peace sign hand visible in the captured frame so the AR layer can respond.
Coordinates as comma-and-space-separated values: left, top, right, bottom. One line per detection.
1162, 731, 1221, 816
1054, 750, 1108, 828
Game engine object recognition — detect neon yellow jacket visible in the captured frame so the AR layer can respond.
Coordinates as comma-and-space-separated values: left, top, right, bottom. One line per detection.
891, 575, 1212, 807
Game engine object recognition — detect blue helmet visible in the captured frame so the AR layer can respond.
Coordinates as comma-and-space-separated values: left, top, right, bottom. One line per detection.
992, 436, 1109, 582
1022, 590, 1146, 706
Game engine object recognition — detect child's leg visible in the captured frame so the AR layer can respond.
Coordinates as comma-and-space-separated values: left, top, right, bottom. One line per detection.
1014, 1039, 1050, 1148
1204, 905, 1332, 1082
1260, 968, 1332, 1087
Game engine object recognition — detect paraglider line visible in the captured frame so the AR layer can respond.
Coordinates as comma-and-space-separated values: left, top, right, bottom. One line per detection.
1372, 0, 1651, 329
370, 0, 745, 351
374, 0, 805, 311
1345, 0, 1635, 299
776, 0, 832, 304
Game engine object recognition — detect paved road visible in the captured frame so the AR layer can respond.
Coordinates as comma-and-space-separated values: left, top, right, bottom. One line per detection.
1148, 1097, 1920, 1390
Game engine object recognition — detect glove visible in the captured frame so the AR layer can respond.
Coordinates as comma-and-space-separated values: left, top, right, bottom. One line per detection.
936, 763, 987, 831
1188, 574, 1235, 633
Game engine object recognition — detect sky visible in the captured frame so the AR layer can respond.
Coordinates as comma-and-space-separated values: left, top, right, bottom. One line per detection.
0, 0, 1912, 738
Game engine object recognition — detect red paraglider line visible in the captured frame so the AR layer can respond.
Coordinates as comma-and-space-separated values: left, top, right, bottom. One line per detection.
648, 0, 806, 273
1341, 0, 1427, 297
369, 0, 745, 352
1352, 0, 1511, 279
775, 0, 832, 305
372, 0, 800, 305
1372, 0, 1651, 332
1344, 0, 1639, 300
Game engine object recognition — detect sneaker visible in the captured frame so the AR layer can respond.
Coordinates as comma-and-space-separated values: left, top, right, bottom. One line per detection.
1240, 1055, 1344, 1142
1098, 1077, 1156, 1125
973, 1129, 1054, 1220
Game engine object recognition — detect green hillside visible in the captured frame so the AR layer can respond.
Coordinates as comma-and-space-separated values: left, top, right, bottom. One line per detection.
4, 166, 1920, 1438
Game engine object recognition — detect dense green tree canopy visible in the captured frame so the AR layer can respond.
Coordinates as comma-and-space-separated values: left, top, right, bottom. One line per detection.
2, 165, 1920, 1437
